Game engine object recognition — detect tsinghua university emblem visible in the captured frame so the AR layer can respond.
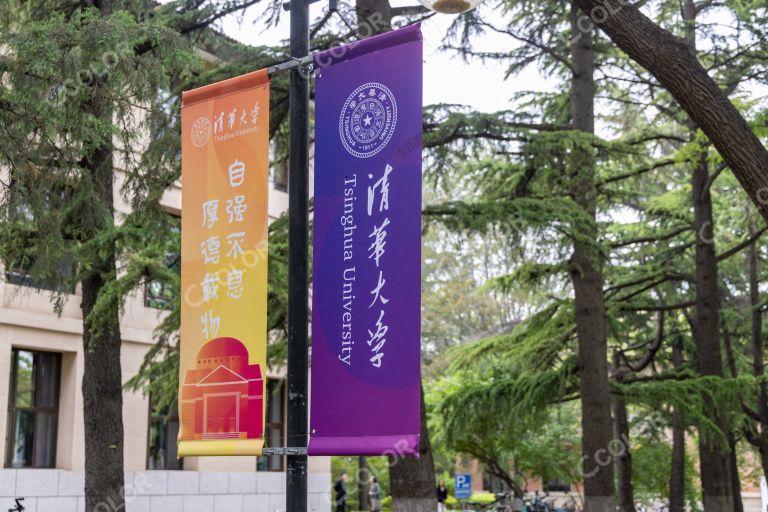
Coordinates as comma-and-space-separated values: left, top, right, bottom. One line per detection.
191, 116, 212, 148
339, 82, 398, 159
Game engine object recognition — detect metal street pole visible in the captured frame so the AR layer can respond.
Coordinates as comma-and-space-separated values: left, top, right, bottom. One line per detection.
286, 0, 310, 508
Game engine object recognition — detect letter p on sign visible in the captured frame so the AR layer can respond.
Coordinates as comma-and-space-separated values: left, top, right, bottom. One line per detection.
454, 474, 472, 499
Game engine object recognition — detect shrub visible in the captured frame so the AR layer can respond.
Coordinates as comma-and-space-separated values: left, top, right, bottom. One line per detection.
468, 492, 496, 505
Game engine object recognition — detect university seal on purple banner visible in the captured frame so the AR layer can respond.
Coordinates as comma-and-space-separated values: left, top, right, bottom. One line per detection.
308, 24, 423, 457
339, 82, 398, 158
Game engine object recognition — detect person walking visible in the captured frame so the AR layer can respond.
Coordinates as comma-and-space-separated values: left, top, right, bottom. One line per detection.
334, 472, 348, 512
437, 479, 448, 512
369, 476, 382, 512
532, 491, 543, 512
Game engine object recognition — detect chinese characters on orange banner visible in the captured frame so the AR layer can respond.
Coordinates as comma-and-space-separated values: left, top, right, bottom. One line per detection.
179, 70, 269, 457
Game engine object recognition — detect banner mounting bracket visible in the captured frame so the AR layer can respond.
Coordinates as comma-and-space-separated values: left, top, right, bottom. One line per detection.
262, 447, 309, 456
267, 55, 315, 76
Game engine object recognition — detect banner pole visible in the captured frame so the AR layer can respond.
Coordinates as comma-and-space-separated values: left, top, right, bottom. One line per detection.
286, 0, 310, 509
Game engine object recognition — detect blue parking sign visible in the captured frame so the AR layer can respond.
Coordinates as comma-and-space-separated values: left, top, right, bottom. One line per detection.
454, 474, 472, 499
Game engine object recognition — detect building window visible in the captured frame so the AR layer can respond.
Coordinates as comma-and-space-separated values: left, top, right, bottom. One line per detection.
5, 257, 75, 294
5, 349, 61, 468
4, 182, 75, 293
147, 401, 182, 470
272, 161, 288, 192
144, 219, 180, 310
543, 479, 571, 493
482, 471, 508, 494
270, 137, 288, 193
257, 379, 285, 472
144, 260, 177, 309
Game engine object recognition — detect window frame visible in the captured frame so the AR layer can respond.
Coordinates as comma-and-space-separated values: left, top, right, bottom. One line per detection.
4, 257, 76, 294
4, 348, 62, 469
146, 400, 183, 471
143, 218, 180, 310
543, 478, 571, 493
272, 161, 288, 192
4, 180, 76, 294
258, 378, 285, 472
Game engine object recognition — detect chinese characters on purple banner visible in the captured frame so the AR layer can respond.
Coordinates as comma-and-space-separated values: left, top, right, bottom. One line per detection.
366, 165, 393, 368
308, 24, 423, 456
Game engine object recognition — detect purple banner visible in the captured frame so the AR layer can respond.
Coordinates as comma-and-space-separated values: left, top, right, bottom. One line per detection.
308, 25, 423, 457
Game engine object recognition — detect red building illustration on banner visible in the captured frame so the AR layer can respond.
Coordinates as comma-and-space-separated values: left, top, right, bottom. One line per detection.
181, 337, 264, 440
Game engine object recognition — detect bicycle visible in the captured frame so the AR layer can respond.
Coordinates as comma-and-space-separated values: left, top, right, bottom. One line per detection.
469, 492, 517, 512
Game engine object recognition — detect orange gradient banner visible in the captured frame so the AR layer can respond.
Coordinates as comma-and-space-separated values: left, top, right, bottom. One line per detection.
178, 70, 269, 457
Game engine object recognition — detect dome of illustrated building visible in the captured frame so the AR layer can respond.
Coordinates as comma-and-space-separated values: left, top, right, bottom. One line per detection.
180, 337, 263, 441
197, 336, 248, 360
196, 337, 250, 374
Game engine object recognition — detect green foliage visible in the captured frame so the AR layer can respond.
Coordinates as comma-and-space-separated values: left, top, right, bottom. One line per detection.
630, 427, 698, 507
421, 221, 521, 368
0, 6, 196, 335
621, 375, 761, 447
7, 0, 768, 504
331, 456, 392, 511
467, 492, 496, 505
424, 0, 768, 503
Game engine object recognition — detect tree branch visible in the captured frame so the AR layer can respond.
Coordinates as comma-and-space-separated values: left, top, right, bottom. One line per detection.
572, 0, 768, 222
610, 224, 691, 248
716, 225, 767, 262
598, 158, 676, 186
391, 5, 430, 16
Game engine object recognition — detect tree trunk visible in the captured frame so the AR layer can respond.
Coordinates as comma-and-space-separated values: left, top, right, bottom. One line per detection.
388, 386, 437, 512
669, 337, 686, 512
355, 0, 392, 36
82, 270, 125, 512
359, 456, 370, 511
720, 328, 744, 511
679, 3, 736, 505
612, 390, 635, 512
728, 431, 743, 512
568, 5, 615, 511
691, 152, 734, 511
81, 107, 125, 512
79, 4, 125, 511
748, 223, 768, 478
570, 0, 768, 222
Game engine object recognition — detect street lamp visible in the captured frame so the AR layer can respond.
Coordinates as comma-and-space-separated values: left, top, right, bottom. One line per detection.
416, 0, 484, 14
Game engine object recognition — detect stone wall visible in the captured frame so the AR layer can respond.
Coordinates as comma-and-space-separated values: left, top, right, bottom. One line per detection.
0, 469, 331, 512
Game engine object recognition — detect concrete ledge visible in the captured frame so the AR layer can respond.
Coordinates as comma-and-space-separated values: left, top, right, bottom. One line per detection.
184, 494, 214, 512
16, 469, 58, 497
150, 495, 183, 511
215, 494, 244, 512
168, 471, 200, 495
200, 472, 229, 494
0, 469, 16, 497
58, 471, 85, 496
135, 471, 168, 495
0, 469, 329, 512
229, 472, 256, 494
243, 494, 270, 512
38, 496, 77, 512
257, 472, 285, 493
308, 473, 331, 493
0, 498, 32, 512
